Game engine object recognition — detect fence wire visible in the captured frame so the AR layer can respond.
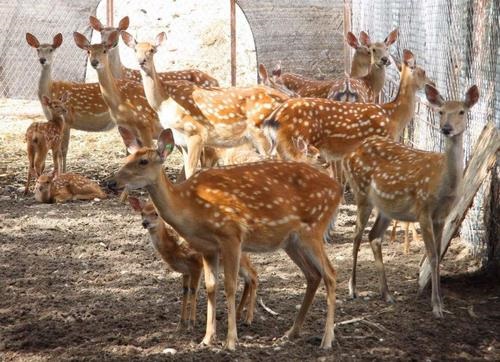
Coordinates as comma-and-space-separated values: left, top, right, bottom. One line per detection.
351, 0, 499, 255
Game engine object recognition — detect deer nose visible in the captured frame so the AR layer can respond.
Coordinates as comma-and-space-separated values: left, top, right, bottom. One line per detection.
39, 58, 46, 65
90, 59, 99, 68
139, 59, 146, 67
142, 220, 150, 229
106, 179, 118, 190
381, 56, 390, 65
441, 124, 453, 136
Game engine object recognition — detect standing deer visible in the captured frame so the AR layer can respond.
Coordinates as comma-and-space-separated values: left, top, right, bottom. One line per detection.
120, 31, 289, 177
89, 15, 219, 86
343, 84, 479, 317
258, 63, 299, 98
109, 127, 341, 350
73, 31, 162, 148
35, 172, 106, 203
24, 93, 70, 194
128, 197, 258, 327
26, 33, 113, 171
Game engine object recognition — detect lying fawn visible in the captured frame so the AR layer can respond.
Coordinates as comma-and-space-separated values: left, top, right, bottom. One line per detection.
343, 84, 479, 317
109, 127, 341, 350
35, 173, 106, 203
24, 94, 70, 195
128, 197, 258, 328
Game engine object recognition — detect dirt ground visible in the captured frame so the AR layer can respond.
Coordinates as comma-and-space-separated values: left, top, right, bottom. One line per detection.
1, 100, 499, 361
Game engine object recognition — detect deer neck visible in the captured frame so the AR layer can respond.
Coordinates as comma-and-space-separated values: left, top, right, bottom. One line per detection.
148, 222, 178, 255
442, 133, 464, 194
361, 64, 385, 95
145, 170, 183, 230
350, 58, 370, 78
140, 61, 167, 111
382, 69, 418, 139
108, 46, 124, 79
95, 60, 122, 110
38, 65, 53, 119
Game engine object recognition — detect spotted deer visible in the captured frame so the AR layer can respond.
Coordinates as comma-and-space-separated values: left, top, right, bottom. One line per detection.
258, 63, 298, 98
26, 33, 113, 171
343, 84, 479, 317
24, 93, 71, 195
35, 172, 106, 203
121, 31, 289, 177
128, 197, 258, 328
263, 50, 433, 164
89, 15, 219, 86
73, 31, 162, 148
109, 127, 341, 350
390, 221, 420, 254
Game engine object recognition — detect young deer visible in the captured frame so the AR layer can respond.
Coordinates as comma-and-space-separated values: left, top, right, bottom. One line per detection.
26, 33, 113, 171
73, 31, 162, 148
121, 31, 288, 177
343, 84, 479, 317
24, 94, 70, 194
258, 63, 298, 98
263, 50, 433, 163
89, 15, 219, 86
35, 172, 106, 203
128, 197, 258, 327
109, 127, 341, 350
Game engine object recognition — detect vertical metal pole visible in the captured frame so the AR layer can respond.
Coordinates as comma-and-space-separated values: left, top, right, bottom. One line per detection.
107, 0, 114, 27
230, 0, 237, 86
343, 0, 352, 75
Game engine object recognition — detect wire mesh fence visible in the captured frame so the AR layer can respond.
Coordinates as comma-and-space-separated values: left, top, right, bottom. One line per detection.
351, 0, 499, 255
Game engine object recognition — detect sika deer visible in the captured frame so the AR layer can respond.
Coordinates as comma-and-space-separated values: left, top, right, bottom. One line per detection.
109, 127, 341, 350
24, 93, 70, 194
35, 173, 106, 203
26, 33, 113, 171
89, 15, 219, 86
343, 84, 479, 317
129, 197, 258, 327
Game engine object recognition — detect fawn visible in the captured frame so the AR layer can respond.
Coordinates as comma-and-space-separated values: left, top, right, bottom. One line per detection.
109, 127, 341, 350
24, 93, 70, 195
343, 84, 479, 317
35, 173, 106, 203
129, 197, 258, 328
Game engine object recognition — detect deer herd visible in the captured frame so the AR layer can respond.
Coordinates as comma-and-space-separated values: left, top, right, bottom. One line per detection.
21, 15, 479, 351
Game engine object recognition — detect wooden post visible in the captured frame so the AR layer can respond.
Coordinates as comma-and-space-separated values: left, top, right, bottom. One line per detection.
107, 0, 114, 27
230, 0, 236, 86
343, 0, 352, 75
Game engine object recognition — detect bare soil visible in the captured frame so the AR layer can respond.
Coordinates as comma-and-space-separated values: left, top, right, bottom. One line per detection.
1, 100, 499, 361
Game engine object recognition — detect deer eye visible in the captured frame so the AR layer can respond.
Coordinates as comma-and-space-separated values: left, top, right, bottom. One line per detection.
459, 110, 465, 115
49, 49, 53, 53
103, 49, 107, 54
139, 159, 149, 166
154, 212, 158, 217
439, 111, 443, 115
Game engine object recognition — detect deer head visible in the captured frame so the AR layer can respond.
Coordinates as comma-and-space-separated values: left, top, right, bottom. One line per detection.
41, 92, 69, 117
425, 84, 479, 138
26, 33, 63, 67
358, 28, 398, 68
34, 174, 54, 202
121, 31, 166, 76
400, 49, 434, 91
73, 31, 119, 70
129, 197, 160, 231
89, 15, 129, 48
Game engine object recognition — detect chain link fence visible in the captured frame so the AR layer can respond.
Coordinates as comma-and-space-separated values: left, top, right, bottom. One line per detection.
351, 0, 499, 256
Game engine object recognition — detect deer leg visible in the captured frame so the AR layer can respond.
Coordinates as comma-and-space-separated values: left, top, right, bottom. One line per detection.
418, 214, 443, 317
52, 147, 63, 177
237, 255, 258, 325
390, 220, 398, 243
368, 213, 394, 303
349, 201, 373, 299
249, 127, 271, 155
432, 219, 445, 312
185, 135, 202, 179
25, 146, 35, 195
177, 274, 190, 331
188, 266, 202, 329
219, 239, 241, 351
319, 247, 337, 349
200, 253, 219, 346
61, 126, 70, 172
404, 222, 411, 254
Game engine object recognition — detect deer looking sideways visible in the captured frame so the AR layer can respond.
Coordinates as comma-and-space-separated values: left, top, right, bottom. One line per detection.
24, 93, 70, 195
89, 15, 219, 87
26, 33, 113, 171
129, 197, 258, 328
108, 127, 341, 350
275, 29, 398, 101
120, 31, 289, 177
35, 172, 106, 203
343, 84, 479, 317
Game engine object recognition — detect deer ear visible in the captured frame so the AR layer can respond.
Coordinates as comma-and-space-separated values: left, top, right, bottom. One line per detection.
155, 32, 167, 47
52, 33, 63, 49
346, 32, 359, 49
41, 95, 50, 106
384, 28, 399, 46
272, 62, 282, 78
26, 33, 40, 48
359, 31, 371, 47
157, 129, 175, 161
107, 31, 119, 48
258, 64, 269, 83
89, 16, 104, 31
118, 126, 142, 153
464, 85, 479, 109
402, 49, 415, 68
73, 32, 90, 50
118, 16, 130, 31
425, 84, 444, 108
128, 196, 143, 212
121, 31, 136, 49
